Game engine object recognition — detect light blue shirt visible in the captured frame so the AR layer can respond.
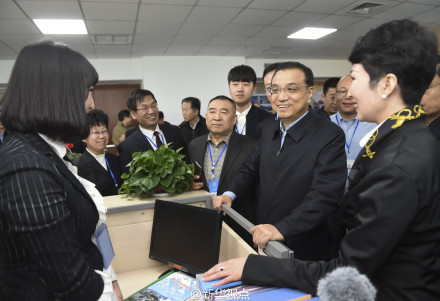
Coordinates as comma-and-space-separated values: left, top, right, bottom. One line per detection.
330, 112, 377, 161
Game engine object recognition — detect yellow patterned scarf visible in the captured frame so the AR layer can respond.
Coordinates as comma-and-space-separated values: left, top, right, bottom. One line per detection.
363, 105, 425, 159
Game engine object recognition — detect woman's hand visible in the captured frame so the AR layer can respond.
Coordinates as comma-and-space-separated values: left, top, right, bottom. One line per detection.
201, 257, 248, 287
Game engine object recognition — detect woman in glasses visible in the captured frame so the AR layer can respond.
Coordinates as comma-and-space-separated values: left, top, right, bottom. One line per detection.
74, 110, 122, 197
0, 39, 122, 300
202, 19, 440, 301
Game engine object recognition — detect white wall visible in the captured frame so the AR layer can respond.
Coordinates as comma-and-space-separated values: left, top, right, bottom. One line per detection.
0, 56, 351, 125
141, 56, 244, 124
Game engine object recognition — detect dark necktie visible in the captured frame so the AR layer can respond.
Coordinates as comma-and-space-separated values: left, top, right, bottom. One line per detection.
153, 131, 163, 148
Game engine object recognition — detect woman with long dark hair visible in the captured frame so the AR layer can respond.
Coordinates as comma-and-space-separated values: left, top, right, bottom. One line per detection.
0, 39, 121, 300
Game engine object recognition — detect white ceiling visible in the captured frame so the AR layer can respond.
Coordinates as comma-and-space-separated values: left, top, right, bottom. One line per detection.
0, 0, 439, 60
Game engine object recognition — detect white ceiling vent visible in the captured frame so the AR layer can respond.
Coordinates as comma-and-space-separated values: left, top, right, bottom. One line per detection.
92, 35, 133, 45
348, 2, 386, 15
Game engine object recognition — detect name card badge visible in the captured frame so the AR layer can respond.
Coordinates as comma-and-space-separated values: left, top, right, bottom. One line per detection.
96, 223, 115, 269
209, 179, 219, 194
347, 159, 355, 170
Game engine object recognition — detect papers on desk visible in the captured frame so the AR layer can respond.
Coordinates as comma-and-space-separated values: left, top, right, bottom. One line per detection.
125, 270, 196, 301
125, 270, 313, 301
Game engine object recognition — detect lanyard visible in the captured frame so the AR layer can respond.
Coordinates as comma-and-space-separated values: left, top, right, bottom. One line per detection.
145, 133, 164, 149
208, 144, 228, 174
336, 117, 359, 154
235, 123, 246, 135
104, 156, 118, 188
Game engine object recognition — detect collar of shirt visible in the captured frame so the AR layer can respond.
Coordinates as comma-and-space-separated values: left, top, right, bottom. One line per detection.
236, 103, 252, 118
38, 133, 66, 159
279, 110, 309, 132
86, 148, 107, 170
359, 119, 386, 147
190, 118, 200, 130
279, 110, 309, 148
139, 124, 163, 139
336, 112, 358, 127
207, 132, 232, 147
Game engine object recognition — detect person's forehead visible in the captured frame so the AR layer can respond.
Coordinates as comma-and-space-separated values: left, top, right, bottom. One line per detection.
208, 99, 233, 110
263, 70, 275, 83
272, 68, 306, 84
139, 95, 155, 105
337, 77, 352, 89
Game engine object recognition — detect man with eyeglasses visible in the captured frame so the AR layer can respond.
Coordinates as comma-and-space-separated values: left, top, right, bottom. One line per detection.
330, 75, 377, 169
228, 65, 272, 138
118, 89, 186, 173
316, 77, 339, 119
213, 61, 347, 261
421, 57, 440, 142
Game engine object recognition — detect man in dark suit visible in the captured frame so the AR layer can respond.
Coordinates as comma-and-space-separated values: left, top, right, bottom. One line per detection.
188, 95, 257, 245
214, 62, 347, 261
228, 65, 272, 138
118, 89, 187, 173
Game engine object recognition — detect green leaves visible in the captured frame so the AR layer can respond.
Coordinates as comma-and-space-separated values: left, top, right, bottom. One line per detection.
119, 144, 194, 197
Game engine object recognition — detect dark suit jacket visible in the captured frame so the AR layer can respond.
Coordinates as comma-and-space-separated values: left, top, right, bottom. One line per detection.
74, 151, 123, 196
118, 124, 187, 173
428, 116, 440, 142
228, 109, 347, 261
179, 116, 209, 147
242, 118, 440, 300
188, 131, 257, 221
188, 131, 257, 246
245, 105, 272, 139
0, 132, 104, 301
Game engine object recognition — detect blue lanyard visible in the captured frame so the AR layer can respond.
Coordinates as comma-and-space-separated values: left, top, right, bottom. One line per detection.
104, 156, 118, 188
235, 123, 246, 135
145, 133, 164, 149
208, 144, 228, 174
336, 117, 360, 154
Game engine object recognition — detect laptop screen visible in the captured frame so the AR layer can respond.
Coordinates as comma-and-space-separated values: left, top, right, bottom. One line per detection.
149, 199, 223, 276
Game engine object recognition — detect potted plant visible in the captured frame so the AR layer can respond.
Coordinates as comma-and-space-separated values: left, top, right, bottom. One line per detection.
119, 144, 194, 197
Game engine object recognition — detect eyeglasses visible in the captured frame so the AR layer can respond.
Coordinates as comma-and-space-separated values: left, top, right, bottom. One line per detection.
136, 102, 158, 112
336, 90, 349, 96
271, 84, 309, 95
90, 130, 109, 136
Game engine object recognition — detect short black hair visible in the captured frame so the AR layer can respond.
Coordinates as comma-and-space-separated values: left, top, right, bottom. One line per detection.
86, 109, 109, 136
181, 97, 201, 115
263, 63, 279, 80
127, 89, 157, 111
273, 61, 314, 87
323, 77, 340, 95
0, 39, 98, 142
208, 95, 236, 113
349, 19, 438, 105
118, 109, 130, 121
159, 111, 165, 120
228, 65, 257, 86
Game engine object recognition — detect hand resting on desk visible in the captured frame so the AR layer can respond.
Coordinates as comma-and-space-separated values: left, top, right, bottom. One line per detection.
202, 257, 248, 287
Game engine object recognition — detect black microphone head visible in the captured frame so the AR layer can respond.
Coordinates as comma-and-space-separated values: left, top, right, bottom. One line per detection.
317, 266, 377, 301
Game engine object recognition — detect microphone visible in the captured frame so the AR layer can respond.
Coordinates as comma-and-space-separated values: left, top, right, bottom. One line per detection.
317, 266, 377, 301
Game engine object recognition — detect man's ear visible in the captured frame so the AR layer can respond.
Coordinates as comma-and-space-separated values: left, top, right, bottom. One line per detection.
130, 110, 137, 120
